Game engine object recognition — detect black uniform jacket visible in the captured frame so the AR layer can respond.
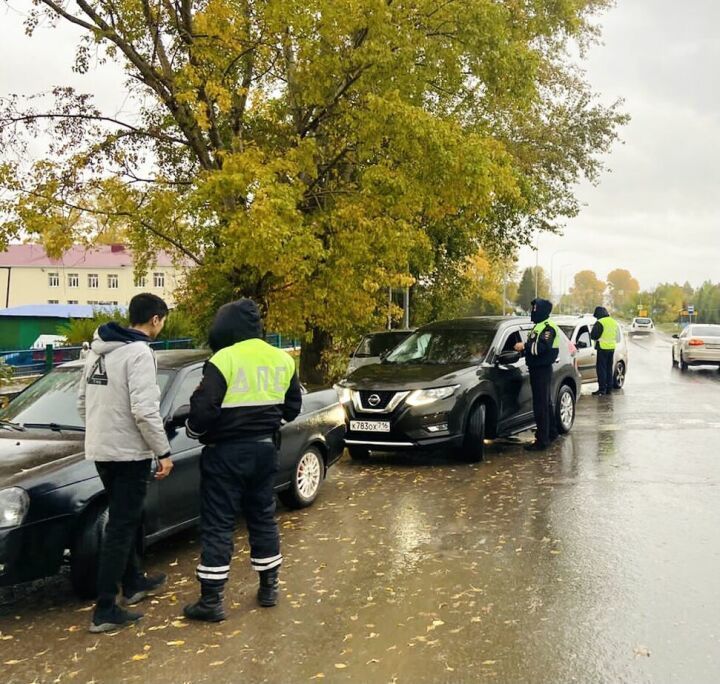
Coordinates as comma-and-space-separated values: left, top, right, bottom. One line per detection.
525, 298, 559, 369
186, 300, 302, 444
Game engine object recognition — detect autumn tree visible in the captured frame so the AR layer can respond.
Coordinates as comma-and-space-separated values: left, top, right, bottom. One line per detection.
0, 0, 626, 382
569, 270, 606, 312
516, 267, 550, 312
412, 249, 510, 323
607, 268, 640, 313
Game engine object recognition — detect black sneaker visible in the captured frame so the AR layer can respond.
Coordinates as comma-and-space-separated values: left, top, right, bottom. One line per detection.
89, 604, 143, 633
123, 573, 167, 605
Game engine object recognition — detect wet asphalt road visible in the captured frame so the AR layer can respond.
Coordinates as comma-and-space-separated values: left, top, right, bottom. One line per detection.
2, 332, 720, 683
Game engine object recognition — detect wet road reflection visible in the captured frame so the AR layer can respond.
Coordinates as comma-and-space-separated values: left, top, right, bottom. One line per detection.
1, 332, 719, 682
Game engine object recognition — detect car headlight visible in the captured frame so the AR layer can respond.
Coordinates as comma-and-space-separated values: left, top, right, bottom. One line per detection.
406, 385, 459, 407
0, 487, 30, 529
333, 384, 352, 404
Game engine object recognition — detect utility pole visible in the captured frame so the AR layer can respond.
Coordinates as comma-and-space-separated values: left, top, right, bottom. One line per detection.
387, 288, 392, 330
403, 287, 410, 328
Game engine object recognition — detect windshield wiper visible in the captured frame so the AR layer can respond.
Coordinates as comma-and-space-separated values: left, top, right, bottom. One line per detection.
22, 422, 85, 433
0, 419, 26, 432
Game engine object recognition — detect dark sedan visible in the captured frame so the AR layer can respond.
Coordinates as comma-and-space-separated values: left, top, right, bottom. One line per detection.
336, 316, 581, 462
0, 350, 345, 598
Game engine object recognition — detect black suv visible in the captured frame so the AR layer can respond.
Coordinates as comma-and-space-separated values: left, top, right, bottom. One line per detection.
336, 316, 581, 462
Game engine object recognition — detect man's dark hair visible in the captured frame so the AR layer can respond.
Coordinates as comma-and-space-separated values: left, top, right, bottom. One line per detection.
129, 293, 169, 325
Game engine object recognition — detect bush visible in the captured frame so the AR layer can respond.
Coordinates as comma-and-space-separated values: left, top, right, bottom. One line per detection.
0, 359, 13, 386
58, 307, 198, 346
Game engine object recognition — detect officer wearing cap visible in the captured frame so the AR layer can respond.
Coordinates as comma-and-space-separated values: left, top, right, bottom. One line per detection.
514, 298, 561, 451
182, 299, 302, 622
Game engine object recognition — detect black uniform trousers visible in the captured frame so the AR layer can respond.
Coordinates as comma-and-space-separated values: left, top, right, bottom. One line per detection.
196, 437, 281, 589
596, 349, 615, 393
95, 459, 151, 605
529, 365, 558, 447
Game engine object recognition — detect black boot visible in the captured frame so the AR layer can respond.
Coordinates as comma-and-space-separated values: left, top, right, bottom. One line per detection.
257, 568, 279, 607
183, 585, 226, 622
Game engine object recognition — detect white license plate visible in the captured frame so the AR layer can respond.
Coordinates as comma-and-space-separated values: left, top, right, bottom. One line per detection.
350, 420, 390, 432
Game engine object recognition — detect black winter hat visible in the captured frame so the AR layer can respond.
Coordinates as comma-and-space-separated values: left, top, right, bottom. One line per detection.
530, 298, 553, 324
208, 299, 263, 352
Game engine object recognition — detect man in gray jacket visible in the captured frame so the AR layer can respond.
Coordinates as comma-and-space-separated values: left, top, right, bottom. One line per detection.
78, 293, 174, 632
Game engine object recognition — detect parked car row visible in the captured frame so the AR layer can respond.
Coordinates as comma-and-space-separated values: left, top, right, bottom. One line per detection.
0, 351, 345, 597
1, 313, 624, 599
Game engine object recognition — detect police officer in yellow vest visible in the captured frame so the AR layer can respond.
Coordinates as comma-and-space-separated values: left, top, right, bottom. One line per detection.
590, 306, 619, 396
183, 299, 302, 622
514, 298, 561, 451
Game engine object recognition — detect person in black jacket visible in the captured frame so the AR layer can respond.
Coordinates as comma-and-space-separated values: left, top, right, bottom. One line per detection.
514, 298, 560, 451
182, 299, 302, 622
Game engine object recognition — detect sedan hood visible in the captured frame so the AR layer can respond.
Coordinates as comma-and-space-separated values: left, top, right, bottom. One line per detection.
343, 362, 474, 390
0, 432, 85, 490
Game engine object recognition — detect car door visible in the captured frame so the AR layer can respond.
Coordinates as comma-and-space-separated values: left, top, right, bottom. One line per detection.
491, 326, 533, 430
157, 366, 204, 531
574, 326, 596, 381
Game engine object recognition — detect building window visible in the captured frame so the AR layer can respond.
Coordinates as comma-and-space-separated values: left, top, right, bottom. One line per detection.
47, 299, 59, 304
68, 273, 79, 288
88, 274, 99, 289
48, 273, 59, 288
67, 300, 78, 305
108, 274, 119, 289
153, 272, 165, 288
87, 300, 98, 305
134, 275, 146, 288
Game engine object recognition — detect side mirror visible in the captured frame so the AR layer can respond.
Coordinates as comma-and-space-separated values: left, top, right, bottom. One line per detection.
672, 334, 679, 339
165, 404, 190, 432
496, 350, 522, 365
576, 340, 588, 349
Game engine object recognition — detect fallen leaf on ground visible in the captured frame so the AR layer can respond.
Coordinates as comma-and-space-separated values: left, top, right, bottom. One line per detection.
130, 654, 148, 661
334, 663, 347, 669
167, 640, 185, 647
482, 660, 497, 666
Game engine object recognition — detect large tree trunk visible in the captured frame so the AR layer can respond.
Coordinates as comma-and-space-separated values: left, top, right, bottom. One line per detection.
299, 325, 333, 387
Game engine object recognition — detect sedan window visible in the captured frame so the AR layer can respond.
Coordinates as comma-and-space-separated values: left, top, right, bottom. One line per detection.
577, 329, 592, 349
1, 367, 174, 428
689, 325, 720, 337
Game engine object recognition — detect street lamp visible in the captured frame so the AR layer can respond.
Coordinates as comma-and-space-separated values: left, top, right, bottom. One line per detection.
558, 264, 574, 313
550, 250, 573, 303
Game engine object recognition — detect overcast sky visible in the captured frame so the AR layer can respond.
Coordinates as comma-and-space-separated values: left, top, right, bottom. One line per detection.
1, 1, 719, 294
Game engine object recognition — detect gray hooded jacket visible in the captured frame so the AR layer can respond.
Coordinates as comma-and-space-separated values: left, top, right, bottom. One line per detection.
77, 323, 171, 461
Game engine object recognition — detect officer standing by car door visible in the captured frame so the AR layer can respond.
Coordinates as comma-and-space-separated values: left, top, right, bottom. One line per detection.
591, 306, 619, 395
514, 298, 561, 451
182, 299, 302, 622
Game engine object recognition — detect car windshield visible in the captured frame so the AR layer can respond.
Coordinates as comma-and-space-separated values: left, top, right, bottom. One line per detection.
0, 367, 174, 428
635, 318, 652, 324
559, 325, 576, 338
690, 326, 720, 337
354, 331, 413, 358
384, 328, 496, 365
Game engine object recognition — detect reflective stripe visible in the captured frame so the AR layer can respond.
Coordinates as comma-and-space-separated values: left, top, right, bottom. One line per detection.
197, 564, 230, 573
221, 399, 285, 408
250, 554, 282, 565
251, 557, 282, 571
197, 571, 229, 580
532, 320, 561, 353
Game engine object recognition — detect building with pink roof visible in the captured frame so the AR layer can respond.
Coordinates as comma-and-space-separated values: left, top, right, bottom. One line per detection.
0, 244, 184, 308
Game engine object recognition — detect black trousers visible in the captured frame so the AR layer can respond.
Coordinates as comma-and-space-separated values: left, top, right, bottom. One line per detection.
529, 365, 558, 447
196, 437, 280, 589
95, 460, 151, 604
596, 349, 615, 393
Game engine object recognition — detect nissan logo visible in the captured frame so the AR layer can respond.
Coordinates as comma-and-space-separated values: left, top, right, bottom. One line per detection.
368, 394, 382, 407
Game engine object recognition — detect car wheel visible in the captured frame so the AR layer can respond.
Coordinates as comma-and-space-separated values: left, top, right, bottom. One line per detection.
70, 505, 108, 600
458, 403, 485, 463
679, 352, 688, 371
347, 445, 370, 461
278, 446, 325, 509
613, 361, 626, 389
555, 384, 576, 434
